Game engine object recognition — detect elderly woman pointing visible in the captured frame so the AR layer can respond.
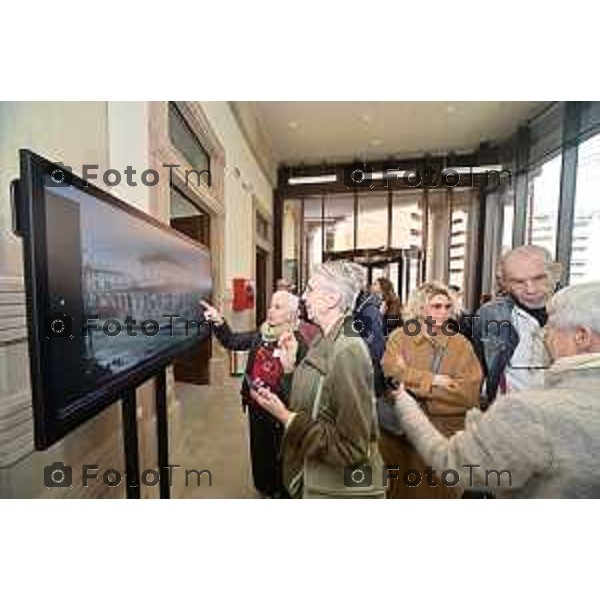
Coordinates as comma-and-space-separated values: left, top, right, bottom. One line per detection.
252, 262, 385, 499
202, 291, 307, 498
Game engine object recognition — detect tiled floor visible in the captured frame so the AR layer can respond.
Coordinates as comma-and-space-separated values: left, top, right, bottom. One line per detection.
169, 378, 259, 499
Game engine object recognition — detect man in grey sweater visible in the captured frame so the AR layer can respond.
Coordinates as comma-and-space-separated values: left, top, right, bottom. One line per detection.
391, 281, 600, 499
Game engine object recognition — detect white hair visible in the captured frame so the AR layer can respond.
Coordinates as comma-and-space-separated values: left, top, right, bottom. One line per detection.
311, 261, 361, 312
498, 244, 561, 283
547, 282, 600, 333
344, 261, 368, 290
272, 290, 300, 325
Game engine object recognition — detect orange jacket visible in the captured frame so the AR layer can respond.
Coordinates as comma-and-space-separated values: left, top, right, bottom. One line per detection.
382, 327, 482, 436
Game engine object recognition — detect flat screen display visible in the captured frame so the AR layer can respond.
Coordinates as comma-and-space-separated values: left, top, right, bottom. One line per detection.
16, 150, 212, 449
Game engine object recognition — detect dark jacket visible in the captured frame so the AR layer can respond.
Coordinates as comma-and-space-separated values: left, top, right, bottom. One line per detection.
354, 291, 385, 361
470, 295, 520, 407
354, 291, 386, 396
213, 321, 308, 407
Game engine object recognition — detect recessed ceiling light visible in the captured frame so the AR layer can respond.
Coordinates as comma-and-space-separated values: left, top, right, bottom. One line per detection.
361, 115, 373, 124
288, 120, 299, 130
369, 139, 383, 147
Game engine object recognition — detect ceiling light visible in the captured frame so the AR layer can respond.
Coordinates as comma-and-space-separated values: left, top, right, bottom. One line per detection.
288, 174, 337, 185
288, 121, 299, 130
369, 139, 383, 147
451, 165, 503, 174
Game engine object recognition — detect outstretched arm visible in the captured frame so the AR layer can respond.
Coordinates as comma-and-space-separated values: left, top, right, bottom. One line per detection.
200, 300, 257, 351
392, 386, 551, 494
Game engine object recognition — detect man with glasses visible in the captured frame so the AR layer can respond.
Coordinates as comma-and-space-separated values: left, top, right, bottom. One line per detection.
471, 245, 562, 407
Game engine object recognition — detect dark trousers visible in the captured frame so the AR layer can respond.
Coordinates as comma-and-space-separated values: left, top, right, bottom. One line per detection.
247, 403, 288, 498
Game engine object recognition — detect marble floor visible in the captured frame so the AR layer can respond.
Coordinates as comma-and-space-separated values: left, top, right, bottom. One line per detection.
169, 378, 260, 499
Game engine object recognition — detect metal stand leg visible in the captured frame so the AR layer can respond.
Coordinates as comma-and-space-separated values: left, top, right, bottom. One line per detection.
155, 368, 171, 499
122, 388, 141, 499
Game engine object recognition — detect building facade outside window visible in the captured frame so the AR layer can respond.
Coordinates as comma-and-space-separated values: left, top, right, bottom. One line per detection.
526, 153, 562, 258
570, 132, 600, 284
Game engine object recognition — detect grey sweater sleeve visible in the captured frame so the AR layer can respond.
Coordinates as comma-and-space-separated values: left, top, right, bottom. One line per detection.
394, 392, 552, 494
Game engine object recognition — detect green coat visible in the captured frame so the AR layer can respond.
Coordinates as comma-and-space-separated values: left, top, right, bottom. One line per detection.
282, 313, 385, 498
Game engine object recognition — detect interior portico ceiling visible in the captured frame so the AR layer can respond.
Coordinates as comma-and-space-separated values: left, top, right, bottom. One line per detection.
231, 101, 548, 172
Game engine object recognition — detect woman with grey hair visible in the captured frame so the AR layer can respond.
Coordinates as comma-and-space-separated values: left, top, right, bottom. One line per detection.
201, 291, 307, 498
251, 261, 385, 498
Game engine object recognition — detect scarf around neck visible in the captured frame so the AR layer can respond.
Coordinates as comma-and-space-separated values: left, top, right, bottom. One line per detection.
259, 321, 295, 343
512, 296, 548, 327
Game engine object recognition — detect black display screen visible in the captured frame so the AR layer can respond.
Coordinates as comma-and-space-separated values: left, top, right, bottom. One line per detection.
16, 150, 212, 449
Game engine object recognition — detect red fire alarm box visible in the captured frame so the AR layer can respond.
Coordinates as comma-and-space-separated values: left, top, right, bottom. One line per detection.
232, 278, 255, 311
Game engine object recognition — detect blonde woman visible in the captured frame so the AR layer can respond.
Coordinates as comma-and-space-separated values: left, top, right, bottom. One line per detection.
380, 281, 482, 499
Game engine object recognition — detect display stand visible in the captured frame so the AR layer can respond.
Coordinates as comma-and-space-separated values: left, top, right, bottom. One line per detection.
154, 368, 170, 499
120, 365, 171, 499
121, 387, 141, 499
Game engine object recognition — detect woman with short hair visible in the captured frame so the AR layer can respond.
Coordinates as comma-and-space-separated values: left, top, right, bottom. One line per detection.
251, 261, 385, 498
380, 281, 482, 499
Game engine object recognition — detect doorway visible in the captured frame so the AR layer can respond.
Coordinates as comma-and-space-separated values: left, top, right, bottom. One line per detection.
170, 186, 212, 385
255, 247, 268, 326
323, 247, 423, 304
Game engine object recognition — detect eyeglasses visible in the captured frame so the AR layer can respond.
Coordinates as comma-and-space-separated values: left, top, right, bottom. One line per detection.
507, 274, 549, 290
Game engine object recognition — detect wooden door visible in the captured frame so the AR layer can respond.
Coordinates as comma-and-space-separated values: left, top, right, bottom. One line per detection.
255, 247, 268, 327
171, 214, 211, 385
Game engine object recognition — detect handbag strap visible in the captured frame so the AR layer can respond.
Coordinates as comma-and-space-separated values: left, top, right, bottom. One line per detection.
292, 338, 376, 497
311, 377, 325, 420
310, 338, 379, 444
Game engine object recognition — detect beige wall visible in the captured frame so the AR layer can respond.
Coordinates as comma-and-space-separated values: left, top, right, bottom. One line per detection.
106, 101, 151, 212
199, 102, 273, 331
0, 102, 111, 276
0, 102, 128, 498
0, 100, 270, 498
228, 101, 277, 187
